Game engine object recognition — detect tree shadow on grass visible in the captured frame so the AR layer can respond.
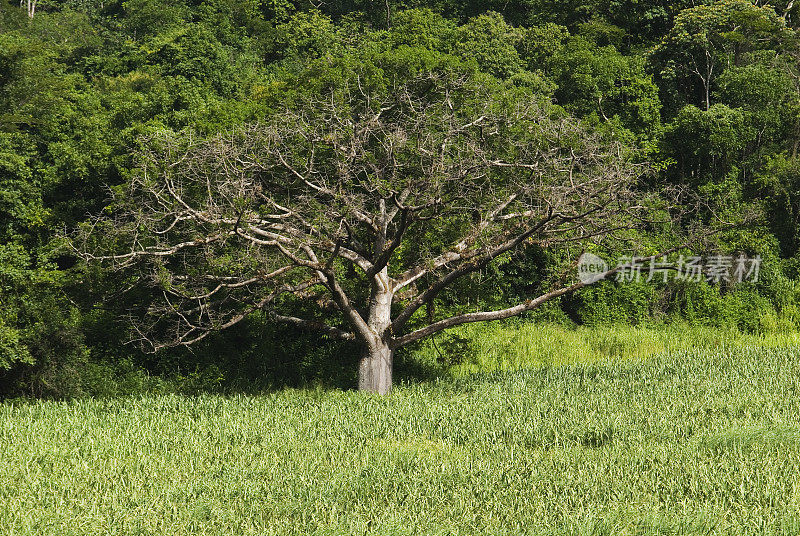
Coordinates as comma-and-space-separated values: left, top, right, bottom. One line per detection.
157, 316, 445, 395
0, 312, 450, 400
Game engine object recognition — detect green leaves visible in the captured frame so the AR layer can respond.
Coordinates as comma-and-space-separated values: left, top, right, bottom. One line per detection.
650, 0, 788, 113
0, 242, 65, 372
121, 0, 190, 39
453, 12, 524, 79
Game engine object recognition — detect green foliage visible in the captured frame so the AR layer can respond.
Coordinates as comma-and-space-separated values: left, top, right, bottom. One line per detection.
0, 322, 31, 370
279, 10, 333, 55
716, 62, 797, 149
576, 16, 625, 47
412, 321, 800, 376
121, 0, 189, 38
664, 104, 752, 183
668, 280, 777, 333
755, 156, 800, 253
0, 241, 96, 397
165, 314, 363, 392
389, 8, 456, 50
650, 0, 787, 113
546, 35, 662, 135
568, 280, 656, 325
147, 24, 238, 96
453, 12, 523, 79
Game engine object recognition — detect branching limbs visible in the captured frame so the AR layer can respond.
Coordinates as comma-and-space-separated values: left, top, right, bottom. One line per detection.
73, 69, 673, 357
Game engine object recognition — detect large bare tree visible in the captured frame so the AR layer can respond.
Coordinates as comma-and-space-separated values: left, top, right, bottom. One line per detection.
75, 71, 663, 393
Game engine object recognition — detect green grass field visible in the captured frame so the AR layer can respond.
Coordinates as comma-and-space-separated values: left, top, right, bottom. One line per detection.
3, 329, 800, 534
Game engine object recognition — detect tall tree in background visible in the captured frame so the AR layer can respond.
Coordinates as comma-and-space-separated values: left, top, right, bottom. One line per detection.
651, 0, 787, 113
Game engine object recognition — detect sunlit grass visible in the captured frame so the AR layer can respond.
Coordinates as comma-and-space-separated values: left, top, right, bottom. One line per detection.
411, 321, 800, 376
3, 343, 800, 534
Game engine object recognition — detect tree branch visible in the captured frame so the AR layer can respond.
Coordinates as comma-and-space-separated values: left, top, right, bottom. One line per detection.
270, 313, 356, 340
391, 281, 586, 348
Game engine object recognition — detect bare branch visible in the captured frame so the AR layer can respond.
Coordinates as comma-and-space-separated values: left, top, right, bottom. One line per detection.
392, 281, 587, 348
270, 314, 356, 341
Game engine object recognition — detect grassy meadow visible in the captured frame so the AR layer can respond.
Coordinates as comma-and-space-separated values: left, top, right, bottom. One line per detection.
3, 326, 800, 534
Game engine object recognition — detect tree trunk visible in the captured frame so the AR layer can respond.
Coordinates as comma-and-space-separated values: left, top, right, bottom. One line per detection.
358, 265, 394, 394
358, 340, 393, 394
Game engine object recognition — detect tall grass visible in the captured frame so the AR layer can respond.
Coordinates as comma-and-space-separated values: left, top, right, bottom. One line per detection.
410, 321, 800, 377
2, 345, 800, 534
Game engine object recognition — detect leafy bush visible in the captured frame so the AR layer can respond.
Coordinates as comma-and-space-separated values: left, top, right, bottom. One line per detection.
567, 280, 656, 325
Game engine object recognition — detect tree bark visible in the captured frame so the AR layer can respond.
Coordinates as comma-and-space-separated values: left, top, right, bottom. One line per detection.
358, 340, 393, 395
358, 265, 394, 394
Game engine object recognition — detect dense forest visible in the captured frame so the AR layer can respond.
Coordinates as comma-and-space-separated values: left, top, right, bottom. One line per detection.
3, 0, 800, 397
